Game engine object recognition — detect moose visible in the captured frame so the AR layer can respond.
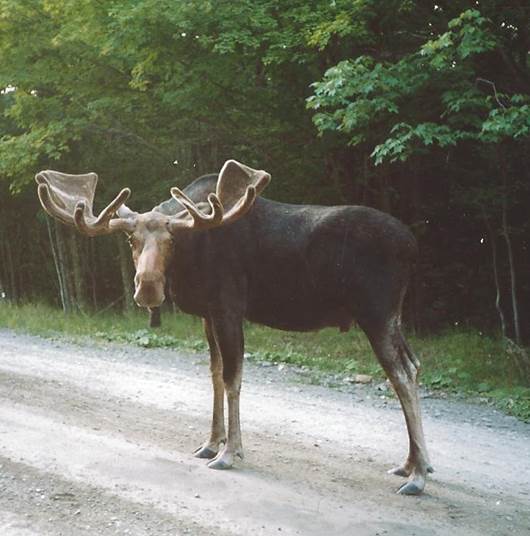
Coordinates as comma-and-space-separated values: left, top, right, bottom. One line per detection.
36, 159, 433, 495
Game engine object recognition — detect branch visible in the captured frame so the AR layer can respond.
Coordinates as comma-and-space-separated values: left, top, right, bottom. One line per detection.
475, 78, 507, 109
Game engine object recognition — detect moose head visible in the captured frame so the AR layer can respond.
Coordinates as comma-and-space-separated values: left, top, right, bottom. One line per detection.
35, 160, 271, 308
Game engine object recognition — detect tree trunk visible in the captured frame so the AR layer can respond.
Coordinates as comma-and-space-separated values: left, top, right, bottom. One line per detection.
68, 230, 88, 312
88, 239, 98, 309
117, 236, 135, 311
3, 226, 18, 302
408, 164, 423, 334
0, 229, 11, 301
53, 220, 75, 313
497, 150, 521, 345
501, 196, 521, 344
481, 206, 506, 338
46, 217, 68, 312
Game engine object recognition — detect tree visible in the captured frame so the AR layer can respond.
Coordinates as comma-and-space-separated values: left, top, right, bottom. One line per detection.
308, 5, 530, 340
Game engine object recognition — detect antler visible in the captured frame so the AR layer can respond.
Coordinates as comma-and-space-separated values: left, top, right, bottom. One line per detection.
169, 160, 270, 231
35, 170, 136, 236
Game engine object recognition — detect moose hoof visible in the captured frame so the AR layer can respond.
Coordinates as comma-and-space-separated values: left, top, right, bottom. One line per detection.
207, 448, 243, 470
396, 476, 425, 496
193, 445, 218, 459
207, 457, 233, 470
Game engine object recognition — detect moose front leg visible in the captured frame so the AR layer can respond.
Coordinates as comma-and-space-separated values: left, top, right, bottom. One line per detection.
206, 313, 244, 470
194, 319, 226, 459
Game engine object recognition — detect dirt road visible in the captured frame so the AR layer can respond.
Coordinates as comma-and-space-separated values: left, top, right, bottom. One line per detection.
0, 329, 529, 535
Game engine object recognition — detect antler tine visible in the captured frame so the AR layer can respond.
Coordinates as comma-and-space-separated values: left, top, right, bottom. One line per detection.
74, 188, 131, 236
170, 185, 198, 208
170, 187, 224, 228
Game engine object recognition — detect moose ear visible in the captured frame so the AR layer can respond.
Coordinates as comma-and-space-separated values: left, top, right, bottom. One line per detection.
215, 160, 271, 211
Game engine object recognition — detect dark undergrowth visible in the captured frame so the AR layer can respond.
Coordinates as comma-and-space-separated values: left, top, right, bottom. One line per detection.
1, 302, 529, 422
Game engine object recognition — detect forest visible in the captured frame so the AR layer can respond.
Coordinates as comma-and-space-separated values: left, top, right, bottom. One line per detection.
0, 0, 529, 345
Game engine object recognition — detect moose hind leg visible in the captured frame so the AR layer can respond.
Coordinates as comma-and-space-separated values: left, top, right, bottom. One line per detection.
194, 319, 226, 459
372, 318, 433, 495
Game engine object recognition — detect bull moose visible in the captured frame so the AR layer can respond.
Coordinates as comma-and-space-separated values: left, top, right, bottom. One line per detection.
35, 159, 433, 495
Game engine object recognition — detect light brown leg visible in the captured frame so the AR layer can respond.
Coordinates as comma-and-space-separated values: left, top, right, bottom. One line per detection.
371, 317, 433, 494
194, 319, 226, 459
208, 368, 244, 469
206, 314, 244, 470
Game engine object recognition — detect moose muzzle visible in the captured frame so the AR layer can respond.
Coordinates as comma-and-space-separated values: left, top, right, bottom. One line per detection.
134, 271, 166, 308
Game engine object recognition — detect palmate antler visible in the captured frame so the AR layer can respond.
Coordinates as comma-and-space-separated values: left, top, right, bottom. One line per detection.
35, 160, 270, 235
169, 160, 271, 230
35, 171, 136, 236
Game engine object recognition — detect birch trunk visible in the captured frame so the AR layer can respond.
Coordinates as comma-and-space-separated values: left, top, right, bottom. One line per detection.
498, 152, 521, 345
501, 198, 521, 345
53, 221, 74, 313
68, 230, 88, 312
481, 207, 506, 338
3, 227, 18, 302
46, 217, 68, 312
117, 236, 135, 311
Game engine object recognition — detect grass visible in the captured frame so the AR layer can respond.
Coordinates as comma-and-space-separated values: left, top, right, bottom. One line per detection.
0, 302, 529, 422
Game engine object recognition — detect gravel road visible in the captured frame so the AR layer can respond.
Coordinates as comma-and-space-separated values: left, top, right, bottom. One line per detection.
0, 329, 529, 535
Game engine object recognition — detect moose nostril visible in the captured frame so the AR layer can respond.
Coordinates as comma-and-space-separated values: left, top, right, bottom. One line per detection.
134, 284, 165, 308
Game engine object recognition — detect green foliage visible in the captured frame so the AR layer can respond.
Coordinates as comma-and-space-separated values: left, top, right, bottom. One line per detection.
306, 0, 374, 51
412, 330, 525, 389
0, 0, 365, 201
480, 101, 530, 142
308, 7, 529, 162
488, 387, 530, 422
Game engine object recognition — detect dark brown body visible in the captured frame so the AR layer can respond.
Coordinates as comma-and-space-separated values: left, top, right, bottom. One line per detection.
161, 175, 416, 335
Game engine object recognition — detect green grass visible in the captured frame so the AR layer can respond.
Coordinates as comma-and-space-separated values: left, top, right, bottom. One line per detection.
1, 302, 529, 421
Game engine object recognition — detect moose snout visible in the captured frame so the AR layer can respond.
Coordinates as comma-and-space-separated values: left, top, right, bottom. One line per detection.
134, 271, 166, 308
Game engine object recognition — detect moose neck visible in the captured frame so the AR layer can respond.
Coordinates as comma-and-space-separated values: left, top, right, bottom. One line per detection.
166, 223, 252, 319
166, 228, 216, 317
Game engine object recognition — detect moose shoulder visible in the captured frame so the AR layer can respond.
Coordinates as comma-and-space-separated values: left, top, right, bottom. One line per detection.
36, 160, 432, 495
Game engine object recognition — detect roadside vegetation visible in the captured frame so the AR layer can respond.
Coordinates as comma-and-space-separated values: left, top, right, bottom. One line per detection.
1, 302, 528, 422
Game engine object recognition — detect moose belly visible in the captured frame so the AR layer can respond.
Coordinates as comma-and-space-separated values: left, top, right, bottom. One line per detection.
245, 290, 353, 333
